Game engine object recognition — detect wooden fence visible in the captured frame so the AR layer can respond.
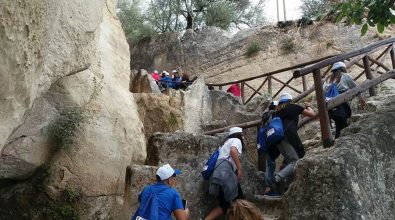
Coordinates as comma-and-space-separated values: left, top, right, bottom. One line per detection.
205, 37, 395, 147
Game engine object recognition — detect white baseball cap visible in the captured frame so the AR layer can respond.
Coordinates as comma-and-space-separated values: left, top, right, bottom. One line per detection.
172, 69, 178, 73
271, 101, 279, 106
331, 61, 346, 71
229, 127, 243, 136
279, 92, 293, 103
164, 71, 170, 76
156, 164, 181, 181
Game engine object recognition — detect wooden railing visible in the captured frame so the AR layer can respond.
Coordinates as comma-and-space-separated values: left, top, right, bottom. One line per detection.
204, 37, 395, 148
206, 55, 336, 105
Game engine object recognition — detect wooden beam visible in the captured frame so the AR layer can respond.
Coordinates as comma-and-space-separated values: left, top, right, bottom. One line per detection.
273, 77, 294, 98
313, 69, 333, 148
294, 38, 395, 78
328, 70, 395, 109
241, 82, 245, 104
244, 78, 268, 105
363, 56, 376, 96
244, 82, 263, 96
203, 119, 261, 135
302, 75, 307, 91
390, 45, 395, 69
368, 56, 390, 71
207, 55, 336, 86
272, 76, 302, 93
268, 76, 272, 95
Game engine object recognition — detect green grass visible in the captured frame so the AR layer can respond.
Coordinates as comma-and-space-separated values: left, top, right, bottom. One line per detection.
245, 42, 262, 57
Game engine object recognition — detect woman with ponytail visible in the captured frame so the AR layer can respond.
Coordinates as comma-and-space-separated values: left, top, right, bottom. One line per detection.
264, 92, 315, 198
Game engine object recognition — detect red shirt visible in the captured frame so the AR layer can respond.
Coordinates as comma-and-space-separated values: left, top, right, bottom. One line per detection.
151, 72, 160, 81
227, 84, 241, 97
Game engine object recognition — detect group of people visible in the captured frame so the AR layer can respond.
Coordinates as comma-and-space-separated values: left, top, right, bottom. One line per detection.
151, 69, 194, 92
132, 61, 365, 219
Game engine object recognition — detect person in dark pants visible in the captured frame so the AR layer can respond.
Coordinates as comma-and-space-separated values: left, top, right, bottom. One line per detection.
264, 92, 315, 198
324, 61, 366, 138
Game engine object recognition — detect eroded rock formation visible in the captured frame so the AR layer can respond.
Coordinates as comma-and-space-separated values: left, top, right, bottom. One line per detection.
0, 0, 145, 219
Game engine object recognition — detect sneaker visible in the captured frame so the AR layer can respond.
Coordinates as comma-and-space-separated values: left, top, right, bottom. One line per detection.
263, 190, 282, 199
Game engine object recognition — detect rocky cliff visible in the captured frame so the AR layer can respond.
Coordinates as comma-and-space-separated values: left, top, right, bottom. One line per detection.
0, 0, 145, 219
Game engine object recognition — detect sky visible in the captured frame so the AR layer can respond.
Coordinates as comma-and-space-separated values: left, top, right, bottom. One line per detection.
260, 0, 303, 23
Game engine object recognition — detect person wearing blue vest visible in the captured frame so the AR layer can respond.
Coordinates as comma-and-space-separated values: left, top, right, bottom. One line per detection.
133, 164, 189, 220
264, 92, 315, 198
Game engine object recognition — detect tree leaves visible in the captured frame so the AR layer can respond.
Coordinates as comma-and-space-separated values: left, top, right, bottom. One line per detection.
361, 23, 368, 36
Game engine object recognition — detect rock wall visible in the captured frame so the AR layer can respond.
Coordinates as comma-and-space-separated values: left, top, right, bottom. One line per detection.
0, 0, 146, 219
280, 95, 395, 220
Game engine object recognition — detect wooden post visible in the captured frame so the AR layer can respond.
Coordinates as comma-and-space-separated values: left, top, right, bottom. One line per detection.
302, 75, 307, 91
390, 44, 395, 69
363, 56, 376, 96
313, 69, 333, 148
240, 82, 245, 104
122, 166, 132, 220
276, 0, 279, 22
268, 76, 272, 95
219, 85, 222, 91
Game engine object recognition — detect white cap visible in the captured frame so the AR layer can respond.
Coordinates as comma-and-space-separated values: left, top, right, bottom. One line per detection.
154, 70, 158, 74
279, 92, 293, 103
331, 62, 346, 71
271, 101, 278, 106
156, 164, 181, 181
229, 127, 243, 136
164, 71, 170, 76
172, 69, 178, 73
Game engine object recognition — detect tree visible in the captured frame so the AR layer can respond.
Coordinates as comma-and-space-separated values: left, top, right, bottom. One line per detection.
335, 0, 395, 35
117, 0, 157, 43
301, 0, 333, 19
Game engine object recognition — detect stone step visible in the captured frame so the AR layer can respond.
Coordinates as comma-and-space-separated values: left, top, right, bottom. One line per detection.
253, 194, 283, 219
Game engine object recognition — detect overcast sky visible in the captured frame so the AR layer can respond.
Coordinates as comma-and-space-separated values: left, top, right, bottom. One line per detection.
260, 0, 303, 23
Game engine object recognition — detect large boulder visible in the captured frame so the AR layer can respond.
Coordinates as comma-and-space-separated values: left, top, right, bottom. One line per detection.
280, 94, 395, 220
0, 0, 146, 219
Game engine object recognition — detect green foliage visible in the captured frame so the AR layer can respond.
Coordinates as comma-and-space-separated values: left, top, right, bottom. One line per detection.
281, 37, 296, 53
166, 112, 179, 128
63, 187, 81, 203
48, 107, 88, 150
245, 42, 261, 57
335, 0, 395, 35
50, 204, 80, 220
206, 2, 236, 29
117, 0, 265, 42
117, 0, 157, 43
301, 0, 333, 20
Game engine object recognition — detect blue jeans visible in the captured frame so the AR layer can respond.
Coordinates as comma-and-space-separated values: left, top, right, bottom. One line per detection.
264, 152, 276, 186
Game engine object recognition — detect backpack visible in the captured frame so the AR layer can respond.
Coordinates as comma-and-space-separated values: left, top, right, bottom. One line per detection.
256, 126, 268, 154
266, 116, 285, 145
131, 186, 169, 220
201, 146, 230, 180
325, 83, 339, 101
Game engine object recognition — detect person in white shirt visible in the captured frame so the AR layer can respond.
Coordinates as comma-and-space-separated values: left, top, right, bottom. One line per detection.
205, 127, 245, 220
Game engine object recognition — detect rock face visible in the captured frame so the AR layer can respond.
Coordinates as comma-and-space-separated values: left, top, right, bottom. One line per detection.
280, 94, 395, 220
0, 0, 146, 219
130, 24, 383, 85
128, 132, 264, 219
130, 69, 161, 93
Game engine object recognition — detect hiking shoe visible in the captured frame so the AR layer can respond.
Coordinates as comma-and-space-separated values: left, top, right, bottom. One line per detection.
263, 190, 282, 199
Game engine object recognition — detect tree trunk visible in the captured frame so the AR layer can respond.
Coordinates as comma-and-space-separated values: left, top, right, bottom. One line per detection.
186, 12, 193, 29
